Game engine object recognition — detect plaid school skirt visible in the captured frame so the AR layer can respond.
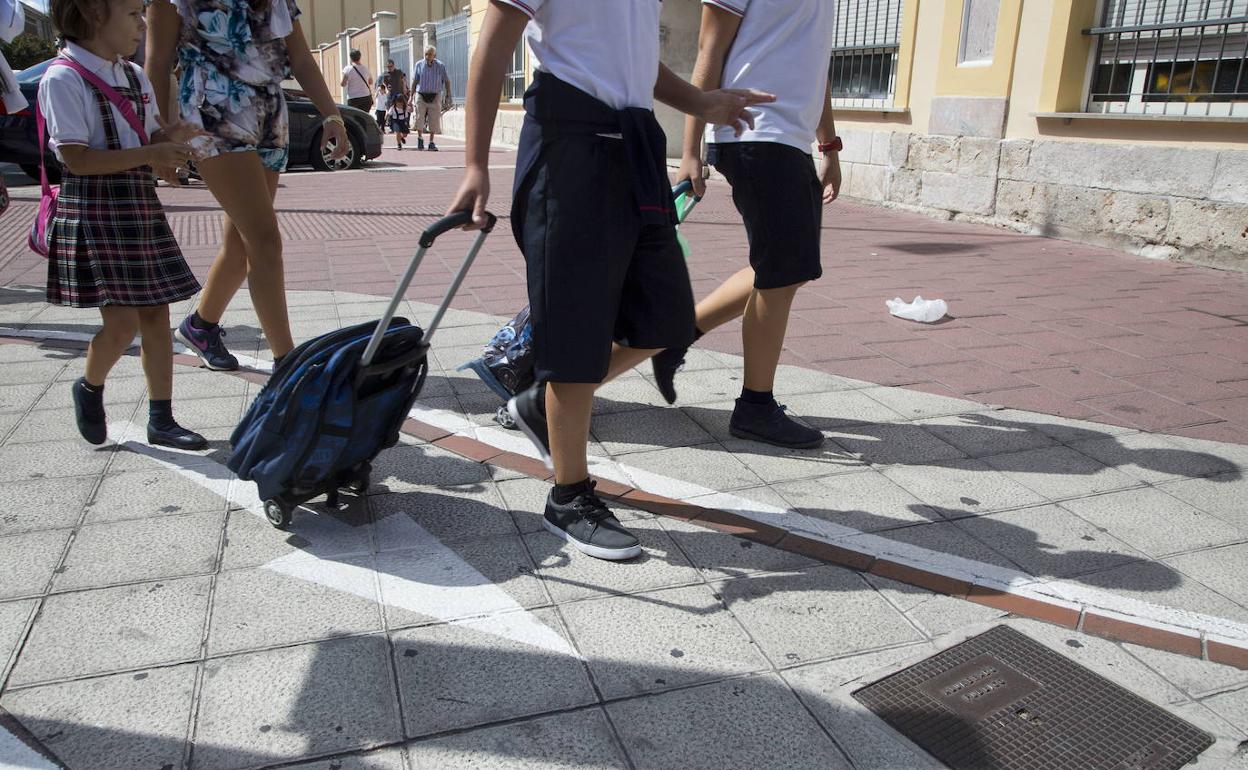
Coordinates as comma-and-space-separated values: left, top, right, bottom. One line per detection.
46, 169, 200, 308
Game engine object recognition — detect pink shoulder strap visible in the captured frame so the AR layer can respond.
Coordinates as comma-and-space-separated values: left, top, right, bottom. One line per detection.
35, 56, 150, 195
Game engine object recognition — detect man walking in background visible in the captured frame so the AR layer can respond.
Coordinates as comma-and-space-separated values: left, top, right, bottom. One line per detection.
340, 49, 374, 115
412, 46, 451, 151
382, 58, 408, 107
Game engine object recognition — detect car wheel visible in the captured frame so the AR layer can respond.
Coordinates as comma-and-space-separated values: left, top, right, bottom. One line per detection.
310, 127, 362, 172
21, 162, 60, 185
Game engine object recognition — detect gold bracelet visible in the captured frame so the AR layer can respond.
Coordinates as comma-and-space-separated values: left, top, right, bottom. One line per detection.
323, 114, 345, 127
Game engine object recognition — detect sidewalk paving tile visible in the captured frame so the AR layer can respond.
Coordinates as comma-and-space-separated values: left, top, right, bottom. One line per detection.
1078, 391, 1222, 432
1067, 432, 1240, 485
863, 575, 1008, 636
773, 470, 940, 533
620, 444, 766, 494
284, 748, 407, 769
915, 413, 1058, 457
524, 518, 701, 604
880, 458, 1048, 515
1159, 472, 1248, 529
392, 609, 595, 738
1164, 543, 1248, 607
84, 468, 228, 524
220, 504, 374, 571
371, 485, 517, 546
1123, 642, 1248, 699
860, 384, 991, 421
715, 565, 923, 666
1201, 687, 1248, 736
561, 584, 770, 698
592, 407, 716, 456
783, 646, 944, 770
982, 445, 1141, 499
952, 504, 1143, 578
659, 514, 820, 581
1061, 488, 1245, 559
1065, 559, 1248, 624
0, 529, 70, 599
0, 599, 35, 680
0, 477, 94, 535
406, 708, 628, 770
10, 576, 210, 685
0, 440, 112, 483
54, 511, 223, 591
0, 663, 196, 770
827, 422, 967, 466
194, 635, 402, 769
208, 559, 382, 654
376, 536, 549, 629
607, 674, 851, 770
717, 440, 862, 484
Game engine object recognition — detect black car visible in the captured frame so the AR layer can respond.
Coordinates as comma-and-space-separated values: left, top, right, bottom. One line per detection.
0, 58, 382, 183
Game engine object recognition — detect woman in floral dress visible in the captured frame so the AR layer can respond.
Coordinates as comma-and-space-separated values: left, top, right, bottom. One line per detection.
145, 0, 348, 370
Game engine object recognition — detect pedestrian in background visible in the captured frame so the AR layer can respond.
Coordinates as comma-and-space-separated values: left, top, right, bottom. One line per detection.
412, 45, 450, 151
340, 48, 373, 114
373, 78, 388, 133
387, 92, 410, 149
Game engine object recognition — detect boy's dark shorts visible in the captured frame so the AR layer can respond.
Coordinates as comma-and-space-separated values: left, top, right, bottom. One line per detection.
514, 135, 696, 384
708, 141, 823, 290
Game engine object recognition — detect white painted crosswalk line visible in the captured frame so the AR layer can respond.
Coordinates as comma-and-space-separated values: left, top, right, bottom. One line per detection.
110, 425, 580, 657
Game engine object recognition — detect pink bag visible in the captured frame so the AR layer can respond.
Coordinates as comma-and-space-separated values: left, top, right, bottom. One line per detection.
29, 56, 148, 257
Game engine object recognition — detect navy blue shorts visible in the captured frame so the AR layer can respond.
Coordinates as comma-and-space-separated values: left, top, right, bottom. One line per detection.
708, 141, 823, 290
514, 134, 696, 384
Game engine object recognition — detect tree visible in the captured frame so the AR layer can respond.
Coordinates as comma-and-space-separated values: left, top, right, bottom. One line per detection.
2, 33, 56, 71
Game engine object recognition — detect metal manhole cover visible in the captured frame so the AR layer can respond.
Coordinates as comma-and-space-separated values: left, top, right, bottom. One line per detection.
853, 626, 1214, 770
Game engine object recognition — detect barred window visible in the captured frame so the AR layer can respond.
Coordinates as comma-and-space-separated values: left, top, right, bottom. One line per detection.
1086, 0, 1248, 117
828, 0, 905, 109
504, 41, 527, 102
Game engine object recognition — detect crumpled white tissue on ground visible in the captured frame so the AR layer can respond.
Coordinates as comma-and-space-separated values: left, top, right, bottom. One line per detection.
886, 296, 948, 323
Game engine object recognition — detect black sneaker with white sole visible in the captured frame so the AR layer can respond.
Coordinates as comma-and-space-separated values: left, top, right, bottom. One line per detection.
507, 383, 551, 469
544, 482, 641, 560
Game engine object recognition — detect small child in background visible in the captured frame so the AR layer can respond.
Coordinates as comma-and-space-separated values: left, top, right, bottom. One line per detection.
387, 93, 411, 150
42, 0, 209, 449
373, 80, 388, 134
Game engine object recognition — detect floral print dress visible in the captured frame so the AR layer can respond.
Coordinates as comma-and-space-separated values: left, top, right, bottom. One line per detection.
175, 0, 301, 172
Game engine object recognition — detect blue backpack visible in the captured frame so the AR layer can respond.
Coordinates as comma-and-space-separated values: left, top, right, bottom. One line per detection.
229, 210, 499, 529
228, 318, 427, 508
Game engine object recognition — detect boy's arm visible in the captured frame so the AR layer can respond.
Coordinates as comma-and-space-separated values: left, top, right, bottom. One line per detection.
446, 1, 528, 228
679, 4, 742, 196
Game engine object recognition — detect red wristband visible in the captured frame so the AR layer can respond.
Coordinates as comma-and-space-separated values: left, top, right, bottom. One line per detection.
818, 137, 843, 154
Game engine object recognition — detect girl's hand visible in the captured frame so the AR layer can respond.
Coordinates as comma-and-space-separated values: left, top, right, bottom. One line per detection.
148, 141, 193, 168
322, 116, 349, 160
447, 166, 490, 231
677, 153, 707, 198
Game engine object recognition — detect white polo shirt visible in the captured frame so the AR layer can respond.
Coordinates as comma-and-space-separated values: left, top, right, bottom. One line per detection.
38, 42, 161, 161
494, 0, 662, 111
342, 62, 374, 99
704, 0, 837, 151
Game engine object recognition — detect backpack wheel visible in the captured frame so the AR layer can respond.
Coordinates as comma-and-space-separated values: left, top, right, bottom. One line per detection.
264, 498, 292, 529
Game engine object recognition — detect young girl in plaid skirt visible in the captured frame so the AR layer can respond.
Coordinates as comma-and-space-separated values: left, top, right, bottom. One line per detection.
42, 0, 210, 449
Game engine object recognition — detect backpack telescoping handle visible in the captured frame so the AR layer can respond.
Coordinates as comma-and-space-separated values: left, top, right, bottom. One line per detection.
360, 210, 498, 368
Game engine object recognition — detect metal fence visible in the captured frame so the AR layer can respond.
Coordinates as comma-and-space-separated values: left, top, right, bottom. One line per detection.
433, 11, 470, 106
828, 0, 905, 109
1086, 0, 1248, 117
386, 33, 412, 79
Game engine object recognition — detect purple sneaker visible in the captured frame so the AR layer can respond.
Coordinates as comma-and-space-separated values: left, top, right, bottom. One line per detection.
176, 315, 239, 371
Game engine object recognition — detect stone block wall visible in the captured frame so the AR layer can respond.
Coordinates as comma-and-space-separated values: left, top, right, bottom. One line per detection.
439, 107, 524, 148
835, 129, 1248, 270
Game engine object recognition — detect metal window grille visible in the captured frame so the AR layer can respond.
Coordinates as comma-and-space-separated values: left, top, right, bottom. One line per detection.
387, 34, 412, 78
503, 41, 527, 102
1085, 0, 1248, 116
828, 0, 905, 109
432, 10, 470, 106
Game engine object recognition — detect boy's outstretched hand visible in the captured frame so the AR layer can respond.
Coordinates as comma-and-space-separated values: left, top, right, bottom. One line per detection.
697, 88, 776, 137
448, 166, 491, 231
